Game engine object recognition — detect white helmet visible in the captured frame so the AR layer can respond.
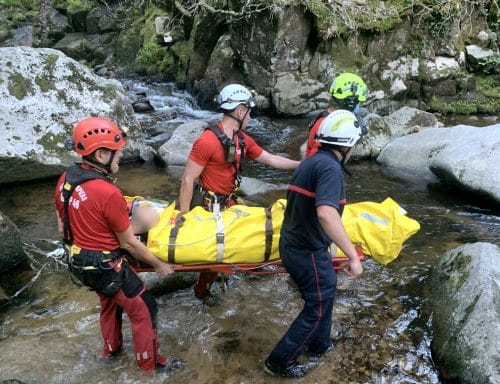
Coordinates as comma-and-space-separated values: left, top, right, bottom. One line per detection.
317, 110, 366, 147
216, 84, 256, 111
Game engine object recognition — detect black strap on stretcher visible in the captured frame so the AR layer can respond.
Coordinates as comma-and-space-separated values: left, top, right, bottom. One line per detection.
264, 207, 273, 261
166, 205, 275, 264
168, 221, 182, 264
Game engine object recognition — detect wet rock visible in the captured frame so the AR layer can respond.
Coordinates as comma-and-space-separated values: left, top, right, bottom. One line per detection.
378, 123, 500, 205
239, 177, 286, 197
158, 120, 208, 166
0, 212, 26, 274
216, 339, 240, 356
429, 124, 500, 205
427, 242, 500, 384
132, 99, 155, 113
0, 24, 10, 44
139, 271, 197, 295
66, 4, 89, 33
272, 73, 328, 115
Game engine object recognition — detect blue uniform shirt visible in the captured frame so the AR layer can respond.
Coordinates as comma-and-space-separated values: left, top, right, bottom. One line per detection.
280, 147, 346, 251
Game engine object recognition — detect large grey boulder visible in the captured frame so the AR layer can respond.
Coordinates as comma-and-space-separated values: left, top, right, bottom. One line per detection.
0, 211, 26, 273
383, 106, 438, 137
239, 177, 286, 197
301, 107, 437, 160
158, 120, 208, 166
355, 107, 438, 159
272, 74, 329, 116
0, 46, 147, 185
427, 242, 500, 384
430, 125, 500, 205
377, 124, 500, 204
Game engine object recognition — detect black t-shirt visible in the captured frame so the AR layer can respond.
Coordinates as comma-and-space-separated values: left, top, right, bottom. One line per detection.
280, 148, 346, 251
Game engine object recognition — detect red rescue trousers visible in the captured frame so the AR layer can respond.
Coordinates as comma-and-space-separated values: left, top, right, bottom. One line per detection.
98, 284, 166, 371
193, 272, 219, 298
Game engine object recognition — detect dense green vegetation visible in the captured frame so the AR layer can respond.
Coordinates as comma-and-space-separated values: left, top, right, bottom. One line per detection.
2, 0, 498, 37
1, 0, 498, 114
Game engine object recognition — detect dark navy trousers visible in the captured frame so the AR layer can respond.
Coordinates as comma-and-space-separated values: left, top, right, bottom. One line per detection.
267, 244, 337, 368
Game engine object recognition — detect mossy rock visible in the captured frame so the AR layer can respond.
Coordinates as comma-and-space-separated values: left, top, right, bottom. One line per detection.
0, 212, 26, 274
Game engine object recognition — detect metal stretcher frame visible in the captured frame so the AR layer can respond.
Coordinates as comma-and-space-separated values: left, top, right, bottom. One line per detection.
129, 247, 366, 276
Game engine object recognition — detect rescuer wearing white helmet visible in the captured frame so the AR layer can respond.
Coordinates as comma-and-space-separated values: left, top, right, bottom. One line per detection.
178, 83, 300, 302
264, 110, 365, 378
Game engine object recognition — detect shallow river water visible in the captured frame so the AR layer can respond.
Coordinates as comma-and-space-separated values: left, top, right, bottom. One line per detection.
0, 82, 498, 384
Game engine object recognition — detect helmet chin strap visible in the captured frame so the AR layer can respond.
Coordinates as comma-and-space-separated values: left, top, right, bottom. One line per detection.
224, 106, 250, 134
82, 150, 117, 180
338, 147, 353, 177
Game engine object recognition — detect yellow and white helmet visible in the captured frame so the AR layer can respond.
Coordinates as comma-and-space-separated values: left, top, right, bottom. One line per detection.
317, 110, 366, 147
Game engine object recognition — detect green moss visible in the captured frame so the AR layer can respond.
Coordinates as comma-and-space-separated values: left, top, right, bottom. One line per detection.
430, 97, 478, 114
37, 132, 67, 152
140, 6, 167, 43
476, 99, 499, 114
171, 41, 190, 82
304, 0, 345, 36
430, 84, 500, 115
102, 84, 117, 103
65, 62, 97, 92
112, 103, 128, 123
136, 41, 173, 72
34, 54, 59, 92
1, 0, 36, 26
35, 76, 56, 92
43, 54, 59, 75
449, 252, 471, 289
115, 7, 145, 64
67, 0, 93, 13
476, 75, 500, 98
171, 40, 189, 60
8, 73, 34, 100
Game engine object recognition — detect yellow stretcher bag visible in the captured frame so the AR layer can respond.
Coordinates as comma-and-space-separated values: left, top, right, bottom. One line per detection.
125, 197, 419, 266
340, 197, 421, 265
144, 199, 286, 264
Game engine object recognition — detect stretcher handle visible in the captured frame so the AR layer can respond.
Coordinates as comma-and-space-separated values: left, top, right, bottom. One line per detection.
130, 247, 366, 275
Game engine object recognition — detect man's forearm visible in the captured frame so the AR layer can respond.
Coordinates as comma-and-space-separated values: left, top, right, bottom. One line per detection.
179, 179, 193, 212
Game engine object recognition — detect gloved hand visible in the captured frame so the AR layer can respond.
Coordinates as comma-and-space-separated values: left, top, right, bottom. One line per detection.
175, 212, 186, 227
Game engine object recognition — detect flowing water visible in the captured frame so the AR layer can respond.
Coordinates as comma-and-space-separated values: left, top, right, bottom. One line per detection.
0, 81, 498, 384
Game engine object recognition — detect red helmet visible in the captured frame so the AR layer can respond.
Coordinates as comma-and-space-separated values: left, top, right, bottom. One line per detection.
72, 117, 126, 156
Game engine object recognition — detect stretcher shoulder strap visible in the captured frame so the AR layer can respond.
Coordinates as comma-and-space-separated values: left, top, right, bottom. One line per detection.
62, 164, 111, 245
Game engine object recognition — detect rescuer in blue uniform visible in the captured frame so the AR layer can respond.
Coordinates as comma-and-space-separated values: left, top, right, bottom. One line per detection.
264, 110, 366, 378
